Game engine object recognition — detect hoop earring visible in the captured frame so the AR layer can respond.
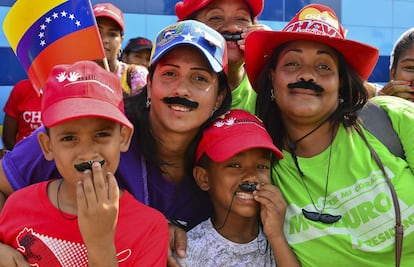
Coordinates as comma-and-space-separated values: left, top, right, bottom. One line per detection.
270, 88, 275, 101
146, 97, 151, 108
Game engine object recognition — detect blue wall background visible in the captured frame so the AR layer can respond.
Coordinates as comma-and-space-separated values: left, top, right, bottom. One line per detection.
0, 0, 413, 125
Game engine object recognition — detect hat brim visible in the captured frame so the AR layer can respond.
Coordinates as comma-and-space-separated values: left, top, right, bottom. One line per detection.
176, 0, 263, 21
205, 131, 283, 162
151, 42, 222, 73
129, 46, 152, 53
245, 30, 379, 89
42, 97, 133, 129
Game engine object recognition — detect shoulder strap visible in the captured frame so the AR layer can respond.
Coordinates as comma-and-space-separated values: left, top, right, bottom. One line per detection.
357, 101, 405, 159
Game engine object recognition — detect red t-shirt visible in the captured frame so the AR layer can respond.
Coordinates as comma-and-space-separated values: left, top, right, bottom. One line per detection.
3, 79, 42, 142
0, 180, 169, 266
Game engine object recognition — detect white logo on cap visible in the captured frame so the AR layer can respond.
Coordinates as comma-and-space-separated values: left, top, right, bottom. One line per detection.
214, 117, 236, 128
56, 71, 81, 82
55, 71, 114, 93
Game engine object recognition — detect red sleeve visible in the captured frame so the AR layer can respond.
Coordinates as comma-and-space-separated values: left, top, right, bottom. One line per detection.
3, 80, 34, 118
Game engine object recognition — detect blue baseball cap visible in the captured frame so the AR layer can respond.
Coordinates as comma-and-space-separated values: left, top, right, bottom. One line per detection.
150, 20, 228, 74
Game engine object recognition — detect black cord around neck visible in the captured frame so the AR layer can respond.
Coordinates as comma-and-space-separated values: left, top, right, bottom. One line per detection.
56, 179, 77, 221
287, 119, 342, 224
287, 116, 331, 176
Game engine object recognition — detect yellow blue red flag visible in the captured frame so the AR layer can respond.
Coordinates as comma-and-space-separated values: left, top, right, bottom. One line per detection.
2, 0, 105, 94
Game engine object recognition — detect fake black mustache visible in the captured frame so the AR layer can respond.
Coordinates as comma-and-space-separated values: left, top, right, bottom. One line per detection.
74, 160, 105, 172
163, 97, 199, 109
222, 32, 243, 41
287, 80, 324, 93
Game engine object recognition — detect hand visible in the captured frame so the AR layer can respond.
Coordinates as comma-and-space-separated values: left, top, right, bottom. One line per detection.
167, 223, 187, 267
253, 183, 287, 240
238, 24, 272, 51
0, 242, 30, 267
379, 80, 414, 101
77, 161, 119, 266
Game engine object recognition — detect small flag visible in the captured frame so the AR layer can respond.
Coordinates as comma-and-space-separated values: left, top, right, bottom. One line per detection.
3, 0, 105, 94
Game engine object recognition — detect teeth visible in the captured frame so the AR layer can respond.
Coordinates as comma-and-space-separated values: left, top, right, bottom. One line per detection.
170, 105, 191, 112
236, 192, 254, 199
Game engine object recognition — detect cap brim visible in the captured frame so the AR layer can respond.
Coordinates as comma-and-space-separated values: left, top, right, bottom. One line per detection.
206, 131, 283, 162
176, 0, 263, 20
130, 46, 152, 52
245, 30, 379, 89
42, 97, 133, 129
151, 42, 222, 73
94, 13, 124, 32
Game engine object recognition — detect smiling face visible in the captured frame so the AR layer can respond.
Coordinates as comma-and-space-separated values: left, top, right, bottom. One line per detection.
194, 0, 253, 66
147, 45, 224, 137
391, 43, 414, 84
270, 40, 340, 124
194, 148, 272, 222
38, 118, 132, 187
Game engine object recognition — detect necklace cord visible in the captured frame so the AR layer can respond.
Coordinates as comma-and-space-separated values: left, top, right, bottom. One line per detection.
56, 179, 77, 221
287, 116, 332, 176
287, 117, 333, 213
212, 189, 269, 258
354, 124, 403, 267
212, 192, 236, 230
297, 127, 334, 213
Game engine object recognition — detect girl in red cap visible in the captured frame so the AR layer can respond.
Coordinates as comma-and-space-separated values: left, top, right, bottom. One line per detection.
175, 109, 299, 266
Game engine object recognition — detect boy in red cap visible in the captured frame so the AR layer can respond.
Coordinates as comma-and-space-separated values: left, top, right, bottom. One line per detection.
175, 0, 269, 114
0, 60, 168, 266
175, 109, 300, 266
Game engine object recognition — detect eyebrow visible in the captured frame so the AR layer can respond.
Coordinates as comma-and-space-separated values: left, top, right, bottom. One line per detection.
399, 58, 414, 64
161, 63, 212, 73
285, 48, 335, 57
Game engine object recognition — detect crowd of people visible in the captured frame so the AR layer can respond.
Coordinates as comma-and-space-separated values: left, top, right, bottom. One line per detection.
0, 0, 413, 266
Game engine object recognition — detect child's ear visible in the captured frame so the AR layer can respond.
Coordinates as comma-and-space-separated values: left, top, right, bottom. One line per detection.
390, 68, 395, 80
37, 132, 54, 161
193, 166, 209, 191
119, 126, 133, 152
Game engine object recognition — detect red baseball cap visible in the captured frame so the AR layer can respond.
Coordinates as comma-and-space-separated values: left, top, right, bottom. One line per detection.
93, 3, 125, 32
196, 109, 283, 163
41, 60, 133, 129
175, 0, 264, 21
245, 4, 379, 89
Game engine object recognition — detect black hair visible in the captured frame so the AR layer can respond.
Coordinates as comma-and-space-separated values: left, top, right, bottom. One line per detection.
391, 30, 414, 71
124, 66, 231, 177
255, 42, 368, 148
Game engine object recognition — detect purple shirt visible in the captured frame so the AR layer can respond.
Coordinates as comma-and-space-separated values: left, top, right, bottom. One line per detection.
2, 127, 212, 230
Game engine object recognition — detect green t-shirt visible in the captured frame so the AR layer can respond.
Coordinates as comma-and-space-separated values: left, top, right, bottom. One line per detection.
273, 96, 414, 266
231, 74, 256, 114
